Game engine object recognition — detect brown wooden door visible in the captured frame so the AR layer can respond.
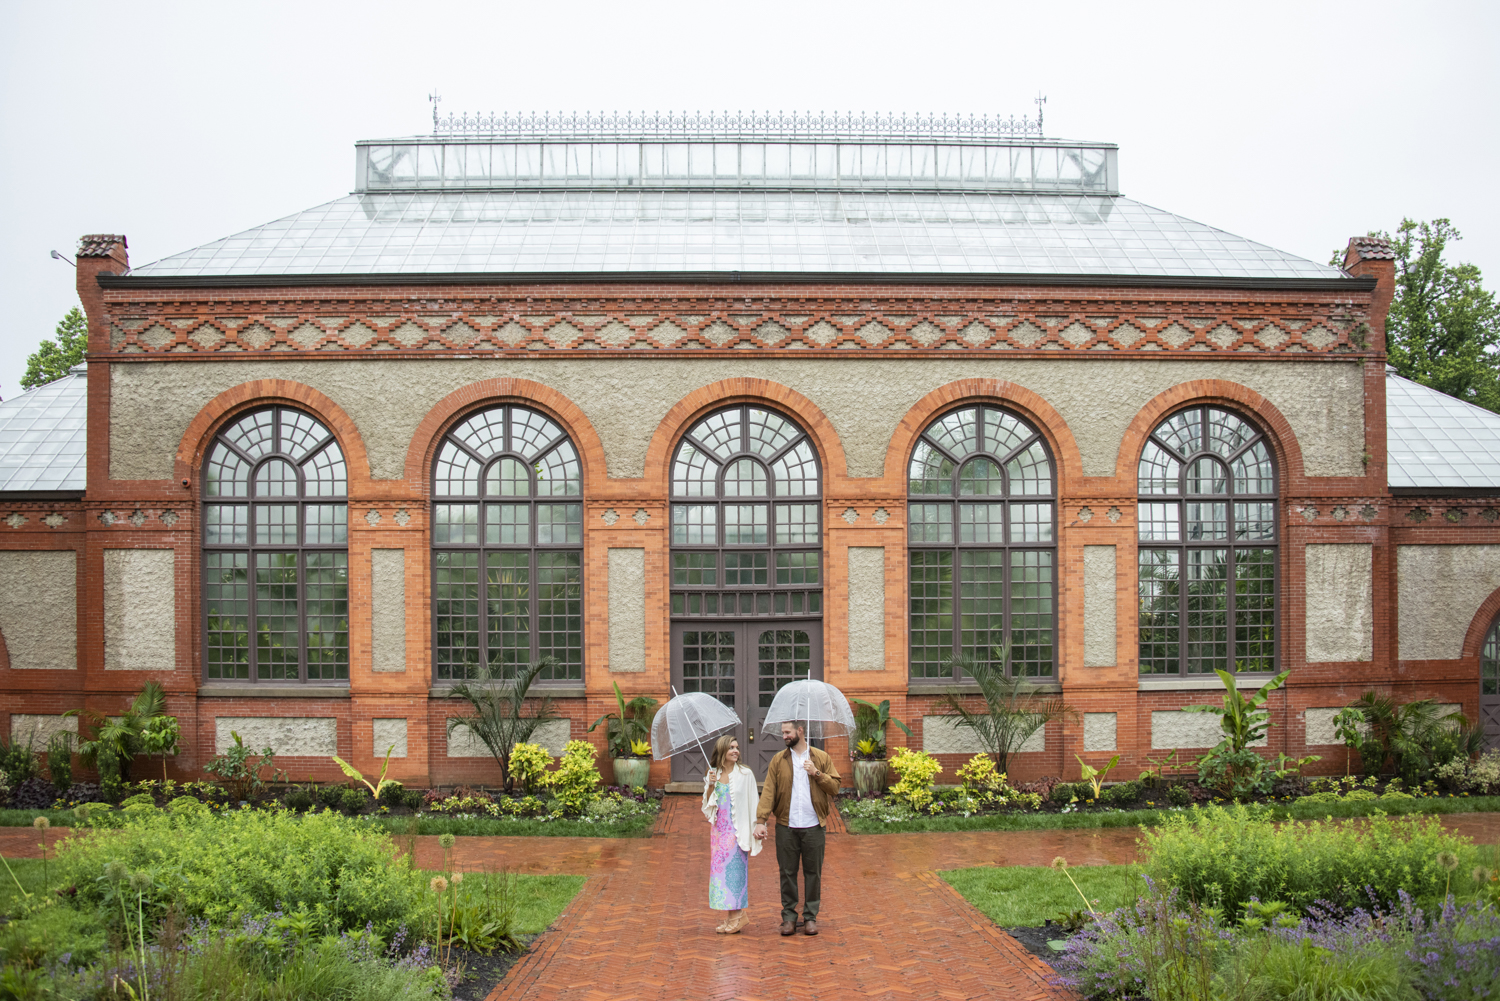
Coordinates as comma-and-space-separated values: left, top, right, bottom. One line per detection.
670, 620, 821, 782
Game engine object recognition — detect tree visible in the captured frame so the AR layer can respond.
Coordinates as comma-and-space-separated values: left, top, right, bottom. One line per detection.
22, 306, 88, 391
445, 659, 560, 790
938, 642, 1077, 774
1371, 220, 1500, 413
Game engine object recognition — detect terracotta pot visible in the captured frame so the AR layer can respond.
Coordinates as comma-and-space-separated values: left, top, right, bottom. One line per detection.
612, 757, 652, 789
853, 759, 888, 795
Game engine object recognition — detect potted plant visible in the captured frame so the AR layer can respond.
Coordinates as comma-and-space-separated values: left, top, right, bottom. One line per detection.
589, 682, 659, 789
850, 698, 912, 795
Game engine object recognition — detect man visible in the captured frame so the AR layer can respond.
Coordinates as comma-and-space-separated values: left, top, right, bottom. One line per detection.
754, 721, 841, 936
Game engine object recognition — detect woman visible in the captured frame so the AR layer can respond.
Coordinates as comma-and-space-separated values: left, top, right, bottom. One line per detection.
701, 735, 760, 934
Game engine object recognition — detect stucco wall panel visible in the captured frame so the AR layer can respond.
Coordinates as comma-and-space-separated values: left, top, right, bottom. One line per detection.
104, 549, 176, 671
607, 548, 646, 672
447, 717, 570, 757
214, 717, 337, 756
923, 716, 1044, 754
9, 714, 77, 751
112, 357, 1365, 481
370, 549, 406, 672
847, 547, 886, 670
1151, 709, 1267, 749
1396, 545, 1500, 660
372, 718, 408, 757
1305, 544, 1373, 663
1083, 713, 1117, 751
0, 551, 77, 670
1083, 546, 1117, 667
1305, 707, 1370, 746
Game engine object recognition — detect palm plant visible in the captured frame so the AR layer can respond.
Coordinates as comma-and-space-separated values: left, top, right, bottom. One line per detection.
1347, 692, 1483, 783
445, 659, 560, 791
939, 643, 1077, 774
69, 681, 172, 783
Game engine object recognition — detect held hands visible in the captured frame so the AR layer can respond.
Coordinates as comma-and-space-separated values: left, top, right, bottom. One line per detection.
753, 822, 768, 841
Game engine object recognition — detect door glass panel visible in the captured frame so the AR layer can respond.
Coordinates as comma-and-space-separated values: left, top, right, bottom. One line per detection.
758, 629, 811, 708
683, 630, 736, 709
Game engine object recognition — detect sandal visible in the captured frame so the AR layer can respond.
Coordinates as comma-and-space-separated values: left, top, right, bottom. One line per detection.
714, 918, 729, 934
724, 912, 749, 935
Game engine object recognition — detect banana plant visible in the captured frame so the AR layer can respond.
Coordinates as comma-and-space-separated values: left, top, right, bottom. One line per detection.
1075, 753, 1120, 800
332, 743, 399, 800
851, 698, 912, 759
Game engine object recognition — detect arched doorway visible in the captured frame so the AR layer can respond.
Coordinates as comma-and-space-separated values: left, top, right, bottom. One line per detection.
668, 404, 823, 781
1483, 616, 1500, 748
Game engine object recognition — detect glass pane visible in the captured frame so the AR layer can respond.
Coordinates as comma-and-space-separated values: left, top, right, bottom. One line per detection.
672, 504, 717, 544
672, 444, 719, 498
1206, 408, 1256, 458
304, 504, 348, 545
280, 409, 331, 461
1010, 550, 1054, 677
303, 443, 347, 498
205, 552, 250, 680
1155, 409, 1202, 458
536, 441, 582, 497
724, 504, 768, 545
909, 550, 953, 678
909, 440, 955, 495
982, 408, 1030, 458
435, 441, 482, 496
672, 552, 717, 586
691, 409, 742, 459
746, 408, 798, 457
1483, 620, 1500, 695
1233, 502, 1276, 541
1138, 550, 1180, 675
1234, 549, 1276, 673
537, 552, 582, 679
682, 629, 735, 708
204, 504, 248, 545
774, 503, 819, 544
958, 551, 1005, 670
1138, 440, 1181, 495
1186, 457, 1228, 495
724, 457, 769, 497
1185, 502, 1228, 541
958, 458, 1003, 496
1232, 441, 1275, 495
537, 503, 583, 544
771, 441, 819, 497
909, 502, 955, 544
253, 459, 299, 498
254, 553, 300, 681
253, 504, 298, 545
1005, 441, 1053, 496
509, 407, 564, 459
1009, 503, 1053, 543
775, 551, 820, 585
958, 502, 1005, 544
434, 504, 479, 545
758, 628, 811, 708
488, 457, 530, 497
486, 552, 531, 676
724, 552, 768, 586
926, 407, 979, 458
305, 553, 349, 681
206, 443, 250, 498
1185, 549, 1228, 674
452, 407, 507, 457
1138, 502, 1181, 542
485, 503, 529, 545
224, 410, 276, 459
434, 551, 481, 680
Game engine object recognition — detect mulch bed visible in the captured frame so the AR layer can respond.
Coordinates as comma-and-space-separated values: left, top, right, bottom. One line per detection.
448, 935, 538, 1001
1005, 924, 1068, 964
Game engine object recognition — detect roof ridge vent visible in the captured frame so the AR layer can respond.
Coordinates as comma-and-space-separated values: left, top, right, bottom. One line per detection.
429, 109, 1047, 142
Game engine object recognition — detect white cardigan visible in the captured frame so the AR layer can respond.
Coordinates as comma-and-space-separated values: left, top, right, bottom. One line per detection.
701, 763, 763, 856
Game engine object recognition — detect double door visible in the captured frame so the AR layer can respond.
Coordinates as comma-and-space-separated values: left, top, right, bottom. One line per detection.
670, 620, 822, 783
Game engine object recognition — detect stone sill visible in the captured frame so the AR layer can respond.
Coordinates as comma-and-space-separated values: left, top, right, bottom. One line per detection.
198, 685, 350, 699
429, 684, 587, 699
1138, 676, 1275, 691
908, 682, 1062, 696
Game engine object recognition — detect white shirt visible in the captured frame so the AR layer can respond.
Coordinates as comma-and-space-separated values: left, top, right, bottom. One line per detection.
788, 746, 818, 829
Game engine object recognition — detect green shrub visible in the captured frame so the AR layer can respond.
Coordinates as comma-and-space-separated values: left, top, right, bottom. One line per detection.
543, 740, 601, 815
57, 808, 426, 935
1166, 783, 1192, 807
319, 784, 345, 809
0, 736, 39, 785
46, 734, 72, 793
508, 742, 553, 794
284, 785, 315, 811
1103, 780, 1143, 807
400, 788, 424, 810
1140, 803, 1474, 913
168, 795, 206, 816
1050, 782, 1078, 804
341, 786, 371, 815
889, 747, 943, 810
377, 780, 405, 809
97, 743, 125, 803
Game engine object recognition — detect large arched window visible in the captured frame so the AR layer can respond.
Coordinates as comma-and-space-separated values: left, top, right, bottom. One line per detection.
203, 406, 349, 683
1482, 617, 1500, 747
669, 405, 822, 617
907, 406, 1056, 680
1137, 405, 1276, 675
432, 405, 582, 682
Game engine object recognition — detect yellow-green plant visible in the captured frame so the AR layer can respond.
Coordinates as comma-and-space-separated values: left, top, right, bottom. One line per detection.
508, 742, 553, 794
888, 747, 942, 810
331, 743, 399, 800
629, 738, 651, 757
856, 738, 880, 758
1076, 753, 1120, 800
956, 753, 1003, 792
543, 740, 602, 814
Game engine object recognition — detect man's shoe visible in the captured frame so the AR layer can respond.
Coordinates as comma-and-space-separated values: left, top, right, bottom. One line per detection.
780, 919, 796, 936
803, 919, 819, 936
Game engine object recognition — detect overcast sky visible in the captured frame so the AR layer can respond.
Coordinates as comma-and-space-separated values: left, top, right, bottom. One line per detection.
1, 0, 1496, 398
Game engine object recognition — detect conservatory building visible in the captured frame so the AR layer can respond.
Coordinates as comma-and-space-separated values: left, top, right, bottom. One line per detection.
1, 110, 1497, 788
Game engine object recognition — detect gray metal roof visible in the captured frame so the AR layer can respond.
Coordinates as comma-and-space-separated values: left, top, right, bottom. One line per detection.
1386, 371, 1500, 490
0, 366, 87, 493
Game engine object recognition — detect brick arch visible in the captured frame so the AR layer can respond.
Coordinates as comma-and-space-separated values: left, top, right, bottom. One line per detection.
403, 379, 606, 491
641, 380, 848, 489
175, 381, 373, 487
880, 379, 1084, 491
1460, 587, 1500, 662
0, 626, 9, 671
1112, 380, 1307, 487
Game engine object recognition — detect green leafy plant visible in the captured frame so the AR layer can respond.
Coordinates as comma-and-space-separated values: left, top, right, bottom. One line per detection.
138, 714, 180, 784
888, 747, 943, 810
283, 785, 315, 812
507, 742, 553, 794
203, 731, 285, 801
850, 698, 912, 759
446, 659, 560, 791
46, 732, 73, 793
1344, 691, 1482, 784
1332, 706, 1366, 775
318, 783, 345, 810
21, 306, 87, 391
1075, 753, 1120, 800
378, 780, 405, 809
71, 681, 176, 786
939, 643, 1078, 774
629, 738, 651, 757
1271, 752, 1321, 780
333, 743, 400, 801
542, 740, 601, 815
1182, 668, 1288, 799
0, 733, 39, 785
587, 682, 659, 759
1137, 749, 1180, 786
340, 786, 371, 815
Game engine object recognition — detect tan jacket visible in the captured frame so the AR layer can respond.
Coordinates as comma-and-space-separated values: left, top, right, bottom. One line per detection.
755, 745, 841, 827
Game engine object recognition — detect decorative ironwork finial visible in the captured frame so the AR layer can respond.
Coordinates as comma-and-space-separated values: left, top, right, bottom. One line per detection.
1035, 93, 1047, 135
426, 108, 1047, 141
428, 90, 442, 131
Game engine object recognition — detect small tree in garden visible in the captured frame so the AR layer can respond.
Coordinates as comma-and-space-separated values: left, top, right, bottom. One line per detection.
138, 714, 180, 783
446, 658, 560, 791
1183, 668, 1288, 800
939, 643, 1077, 774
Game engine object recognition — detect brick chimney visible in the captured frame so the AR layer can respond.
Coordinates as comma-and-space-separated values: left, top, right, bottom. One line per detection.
1342, 235, 1396, 355
75, 234, 128, 354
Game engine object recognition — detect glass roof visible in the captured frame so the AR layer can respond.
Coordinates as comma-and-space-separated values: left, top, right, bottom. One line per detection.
1386, 372, 1500, 489
131, 190, 1343, 279
0, 366, 87, 493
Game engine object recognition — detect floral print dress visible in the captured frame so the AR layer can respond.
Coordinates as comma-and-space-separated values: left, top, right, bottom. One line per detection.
708, 781, 749, 910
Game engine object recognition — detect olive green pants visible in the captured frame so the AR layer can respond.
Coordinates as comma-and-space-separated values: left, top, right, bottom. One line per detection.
774, 824, 825, 923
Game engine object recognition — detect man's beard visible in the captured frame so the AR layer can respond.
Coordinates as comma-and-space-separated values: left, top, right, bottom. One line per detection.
783, 733, 800, 748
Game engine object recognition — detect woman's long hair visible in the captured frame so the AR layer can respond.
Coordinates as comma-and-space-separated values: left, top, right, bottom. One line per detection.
709, 735, 737, 772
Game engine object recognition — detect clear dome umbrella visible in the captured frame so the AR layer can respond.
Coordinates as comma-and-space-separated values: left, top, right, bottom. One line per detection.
650, 688, 742, 769
759, 679, 857, 741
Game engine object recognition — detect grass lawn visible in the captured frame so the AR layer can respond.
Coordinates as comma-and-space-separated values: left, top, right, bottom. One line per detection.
843, 794, 1500, 834
0, 808, 658, 837
942, 865, 1143, 927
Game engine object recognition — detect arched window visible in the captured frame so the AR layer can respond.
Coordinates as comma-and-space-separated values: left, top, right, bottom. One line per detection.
669, 405, 822, 618
203, 406, 349, 683
432, 405, 582, 682
1482, 617, 1500, 747
1137, 405, 1277, 675
907, 406, 1056, 680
